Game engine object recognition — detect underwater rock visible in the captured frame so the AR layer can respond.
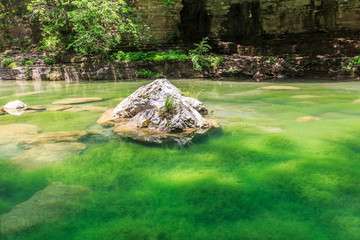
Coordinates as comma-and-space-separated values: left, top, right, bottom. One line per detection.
0, 124, 41, 159
259, 86, 300, 90
10, 142, 86, 170
291, 95, 319, 99
256, 126, 283, 133
0, 182, 89, 234
296, 116, 320, 122
52, 97, 102, 105
301, 101, 316, 104
97, 108, 117, 127
106, 79, 218, 145
0, 124, 40, 145
26, 105, 47, 111
62, 105, 109, 112
17, 130, 100, 147
46, 105, 72, 111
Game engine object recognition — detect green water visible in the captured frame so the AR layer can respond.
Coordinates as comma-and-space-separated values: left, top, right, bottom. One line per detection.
1, 79, 360, 240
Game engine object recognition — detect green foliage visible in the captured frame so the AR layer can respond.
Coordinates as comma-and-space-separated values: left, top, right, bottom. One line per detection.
8, 62, 18, 68
44, 57, 56, 65
28, 0, 150, 56
181, 87, 204, 98
346, 56, 360, 72
164, 95, 174, 110
162, 0, 176, 13
189, 37, 222, 72
208, 55, 223, 70
25, 66, 31, 77
1, 58, 14, 67
268, 56, 275, 64
229, 68, 237, 74
25, 60, 36, 66
111, 50, 188, 62
135, 69, 163, 79
192, 37, 211, 55
163, 0, 175, 6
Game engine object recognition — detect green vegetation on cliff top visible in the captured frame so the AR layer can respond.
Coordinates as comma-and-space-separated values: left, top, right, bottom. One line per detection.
28, 0, 150, 56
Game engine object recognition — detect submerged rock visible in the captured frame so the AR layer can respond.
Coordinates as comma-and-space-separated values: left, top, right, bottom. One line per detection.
291, 95, 318, 99
259, 86, 300, 90
97, 108, 117, 127
52, 97, 102, 105
26, 105, 47, 111
46, 105, 72, 111
10, 142, 86, 170
296, 116, 320, 122
0, 124, 40, 145
104, 79, 218, 145
63, 105, 108, 112
17, 130, 100, 147
0, 182, 89, 234
257, 126, 283, 133
0, 124, 41, 160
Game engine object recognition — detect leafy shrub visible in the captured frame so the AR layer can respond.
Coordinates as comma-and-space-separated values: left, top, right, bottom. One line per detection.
25, 60, 36, 66
268, 56, 275, 64
1, 58, 13, 67
135, 69, 163, 78
28, 0, 150, 56
163, 0, 175, 6
8, 62, 18, 67
346, 56, 360, 72
44, 57, 56, 65
111, 50, 188, 62
189, 37, 222, 72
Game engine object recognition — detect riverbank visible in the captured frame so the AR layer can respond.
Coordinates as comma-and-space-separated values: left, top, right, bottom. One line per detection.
0, 51, 359, 81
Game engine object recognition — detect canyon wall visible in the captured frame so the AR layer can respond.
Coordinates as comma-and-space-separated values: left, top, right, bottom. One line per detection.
1, 0, 360, 50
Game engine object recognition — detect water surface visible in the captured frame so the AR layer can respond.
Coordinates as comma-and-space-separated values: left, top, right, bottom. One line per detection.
1, 79, 360, 240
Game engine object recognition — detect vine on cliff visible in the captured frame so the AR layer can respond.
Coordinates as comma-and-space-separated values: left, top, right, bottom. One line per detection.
27, 0, 150, 56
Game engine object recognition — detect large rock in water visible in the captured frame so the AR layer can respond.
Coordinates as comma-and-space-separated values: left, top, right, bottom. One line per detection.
107, 79, 218, 145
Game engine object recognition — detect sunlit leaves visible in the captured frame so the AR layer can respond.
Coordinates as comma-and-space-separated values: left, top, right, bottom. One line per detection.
28, 0, 150, 56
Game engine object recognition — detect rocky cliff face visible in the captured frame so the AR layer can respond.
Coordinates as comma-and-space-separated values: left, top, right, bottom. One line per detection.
1, 0, 359, 51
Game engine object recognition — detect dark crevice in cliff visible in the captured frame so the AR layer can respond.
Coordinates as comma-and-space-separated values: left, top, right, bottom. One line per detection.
179, 0, 211, 43
220, 1, 261, 44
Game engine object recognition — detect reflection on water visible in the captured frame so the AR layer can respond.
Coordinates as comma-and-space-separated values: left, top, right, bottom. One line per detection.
1, 79, 360, 239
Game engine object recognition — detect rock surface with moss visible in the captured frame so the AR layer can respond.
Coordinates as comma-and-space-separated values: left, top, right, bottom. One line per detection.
101, 79, 218, 144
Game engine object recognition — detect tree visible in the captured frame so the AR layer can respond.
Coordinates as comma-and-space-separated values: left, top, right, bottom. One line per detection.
28, 0, 150, 56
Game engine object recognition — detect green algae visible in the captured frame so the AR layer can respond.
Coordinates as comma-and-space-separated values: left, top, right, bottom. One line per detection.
1, 80, 360, 239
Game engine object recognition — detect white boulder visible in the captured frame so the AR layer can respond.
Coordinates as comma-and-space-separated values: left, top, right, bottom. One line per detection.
4, 100, 27, 109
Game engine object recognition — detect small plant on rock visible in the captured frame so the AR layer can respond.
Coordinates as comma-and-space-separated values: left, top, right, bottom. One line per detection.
164, 96, 175, 111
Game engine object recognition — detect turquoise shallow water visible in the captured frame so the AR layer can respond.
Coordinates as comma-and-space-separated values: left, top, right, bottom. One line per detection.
1, 79, 360, 239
